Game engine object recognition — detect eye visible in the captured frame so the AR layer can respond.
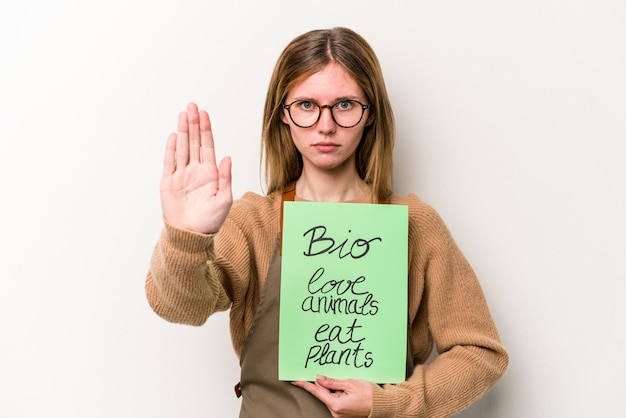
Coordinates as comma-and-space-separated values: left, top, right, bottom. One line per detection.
335, 100, 354, 111
296, 101, 316, 111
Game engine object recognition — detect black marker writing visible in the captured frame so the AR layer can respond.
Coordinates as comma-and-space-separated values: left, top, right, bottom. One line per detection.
301, 268, 379, 315
302, 226, 382, 259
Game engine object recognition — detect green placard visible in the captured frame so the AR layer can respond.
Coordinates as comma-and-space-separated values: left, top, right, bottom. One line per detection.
279, 201, 408, 383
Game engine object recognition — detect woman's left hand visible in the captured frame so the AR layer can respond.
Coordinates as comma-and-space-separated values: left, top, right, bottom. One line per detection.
292, 375, 373, 418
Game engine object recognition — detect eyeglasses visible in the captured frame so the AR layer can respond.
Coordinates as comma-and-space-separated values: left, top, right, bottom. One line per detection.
283, 99, 371, 128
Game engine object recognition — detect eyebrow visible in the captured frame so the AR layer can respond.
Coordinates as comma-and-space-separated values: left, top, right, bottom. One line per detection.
289, 95, 364, 103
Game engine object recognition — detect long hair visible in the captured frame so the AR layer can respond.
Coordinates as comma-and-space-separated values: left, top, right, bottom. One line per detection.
261, 27, 395, 200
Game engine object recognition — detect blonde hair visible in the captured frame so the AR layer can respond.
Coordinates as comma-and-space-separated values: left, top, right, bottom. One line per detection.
261, 27, 395, 200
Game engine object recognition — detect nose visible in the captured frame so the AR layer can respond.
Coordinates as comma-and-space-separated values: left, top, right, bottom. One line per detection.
317, 105, 336, 133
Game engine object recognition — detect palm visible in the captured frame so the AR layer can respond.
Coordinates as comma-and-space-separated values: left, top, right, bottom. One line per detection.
160, 103, 232, 234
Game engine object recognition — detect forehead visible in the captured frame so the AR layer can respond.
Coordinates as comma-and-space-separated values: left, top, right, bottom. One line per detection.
287, 62, 365, 101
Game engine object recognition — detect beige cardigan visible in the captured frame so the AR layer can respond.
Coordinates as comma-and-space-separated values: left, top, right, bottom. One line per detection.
146, 190, 508, 417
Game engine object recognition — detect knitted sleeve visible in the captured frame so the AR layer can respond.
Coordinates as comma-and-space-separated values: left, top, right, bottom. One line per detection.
369, 194, 509, 417
145, 191, 278, 355
145, 222, 233, 326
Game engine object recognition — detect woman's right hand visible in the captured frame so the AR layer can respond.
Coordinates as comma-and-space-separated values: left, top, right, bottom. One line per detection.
160, 103, 233, 234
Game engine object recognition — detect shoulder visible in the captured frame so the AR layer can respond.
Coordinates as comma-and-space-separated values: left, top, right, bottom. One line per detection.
390, 193, 442, 223
226, 190, 282, 230
233, 190, 279, 210
390, 193, 451, 244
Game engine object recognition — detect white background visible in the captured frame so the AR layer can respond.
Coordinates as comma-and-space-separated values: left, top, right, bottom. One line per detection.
1, 1, 625, 417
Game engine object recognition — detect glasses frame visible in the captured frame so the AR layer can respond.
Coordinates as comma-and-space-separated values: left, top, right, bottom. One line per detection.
283, 99, 371, 128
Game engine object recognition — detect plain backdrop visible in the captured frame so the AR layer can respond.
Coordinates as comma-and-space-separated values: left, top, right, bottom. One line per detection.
1, 1, 625, 417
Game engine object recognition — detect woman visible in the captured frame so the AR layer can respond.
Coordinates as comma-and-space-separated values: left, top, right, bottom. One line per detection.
146, 27, 508, 417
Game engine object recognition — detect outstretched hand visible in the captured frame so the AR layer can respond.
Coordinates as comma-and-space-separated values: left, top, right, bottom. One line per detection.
160, 103, 232, 234
292, 375, 373, 418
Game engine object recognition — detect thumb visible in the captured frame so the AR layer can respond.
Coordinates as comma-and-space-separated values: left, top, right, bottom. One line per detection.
217, 156, 233, 198
316, 375, 347, 391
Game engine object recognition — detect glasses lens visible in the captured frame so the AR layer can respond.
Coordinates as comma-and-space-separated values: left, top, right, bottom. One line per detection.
332, 100, 364, 128
289, 101, 320, 128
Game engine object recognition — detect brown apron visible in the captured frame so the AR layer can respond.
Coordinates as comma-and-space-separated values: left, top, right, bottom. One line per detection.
236, 186, 415, 417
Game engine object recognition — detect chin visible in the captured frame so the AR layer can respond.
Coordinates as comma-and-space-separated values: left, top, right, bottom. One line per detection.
302, 153, 355, 172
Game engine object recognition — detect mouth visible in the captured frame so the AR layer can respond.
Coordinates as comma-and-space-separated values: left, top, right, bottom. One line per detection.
312, 142, 340, 153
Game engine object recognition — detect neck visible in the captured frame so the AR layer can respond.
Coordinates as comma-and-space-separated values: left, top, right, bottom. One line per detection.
295, 170, 368, 202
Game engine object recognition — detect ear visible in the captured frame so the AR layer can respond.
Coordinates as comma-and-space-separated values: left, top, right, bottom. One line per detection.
365, 111, 375, 127
280, 106, 290, 125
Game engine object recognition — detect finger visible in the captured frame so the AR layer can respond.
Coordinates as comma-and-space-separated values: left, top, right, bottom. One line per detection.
199, 110, 216, 167
315, 375, 348, 392
176, 111, 190, 168
187, 103, 201, 163
292, 380, 333, 405
162, 133, 177, 177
